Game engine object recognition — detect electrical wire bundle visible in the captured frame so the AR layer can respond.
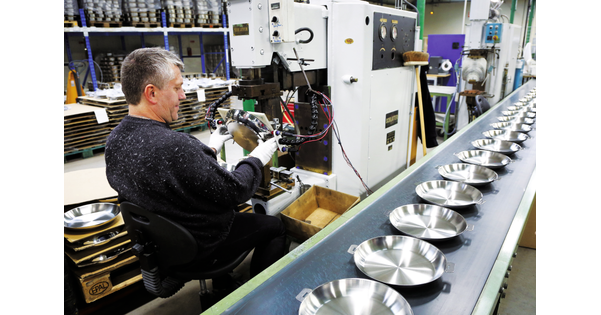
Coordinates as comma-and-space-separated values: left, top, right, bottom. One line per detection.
205, 90, 233, 130
280, 90, 374, 195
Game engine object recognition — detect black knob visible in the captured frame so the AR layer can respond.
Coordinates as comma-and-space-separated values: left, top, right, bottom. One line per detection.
272, 16, 278, 23
273, 30, 279, 37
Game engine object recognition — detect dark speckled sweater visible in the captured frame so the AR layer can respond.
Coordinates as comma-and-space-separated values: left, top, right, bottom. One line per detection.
105, 115, 264, 258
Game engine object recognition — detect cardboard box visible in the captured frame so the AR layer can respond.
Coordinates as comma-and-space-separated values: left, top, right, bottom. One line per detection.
280, 185, 360, 241
519, 194, 536, 249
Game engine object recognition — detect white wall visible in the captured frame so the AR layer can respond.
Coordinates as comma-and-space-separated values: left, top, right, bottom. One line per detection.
422, 0, 536, 52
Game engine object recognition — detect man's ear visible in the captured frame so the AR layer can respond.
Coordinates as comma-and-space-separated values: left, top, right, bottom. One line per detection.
143, 84, 158, 104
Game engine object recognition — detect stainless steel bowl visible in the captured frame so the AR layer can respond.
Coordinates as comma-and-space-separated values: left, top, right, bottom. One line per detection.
389, 204, 467, 240
298, 278, 413, 315
496, 116, 535, 125
437, 163, 498, 186
415, 180, 484, 208
489, 122, 532, 133
454, 150, 512, 169
471, 138, 522, 154
64, 203, 120, 230
223, 109, 272, 152
482, 130, 530, 143
354, 235, 447, 286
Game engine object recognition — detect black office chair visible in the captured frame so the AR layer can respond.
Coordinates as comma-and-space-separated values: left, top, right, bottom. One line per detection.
120, 202, 250, 310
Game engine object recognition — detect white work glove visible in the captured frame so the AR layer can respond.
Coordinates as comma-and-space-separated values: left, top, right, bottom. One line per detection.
249, 137, 278, 166
208, 125, 233, 155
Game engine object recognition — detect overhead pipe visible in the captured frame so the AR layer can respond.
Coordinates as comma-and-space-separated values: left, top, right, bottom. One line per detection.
509, 0, 517, 23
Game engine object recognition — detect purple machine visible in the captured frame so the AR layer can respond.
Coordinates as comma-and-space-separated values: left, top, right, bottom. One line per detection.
427, 34, 465, 114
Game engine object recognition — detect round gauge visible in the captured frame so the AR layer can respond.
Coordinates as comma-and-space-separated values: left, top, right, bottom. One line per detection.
391, 25, 398, 41
379, 24, 387, 41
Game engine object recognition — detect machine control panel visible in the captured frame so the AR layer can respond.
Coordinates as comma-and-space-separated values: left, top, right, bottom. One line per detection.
485, 23, 503, 44
372, 12, 416, 70
268, 0, 295, 43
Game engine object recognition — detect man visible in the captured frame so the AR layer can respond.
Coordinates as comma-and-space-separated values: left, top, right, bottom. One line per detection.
105, 48, 285, 289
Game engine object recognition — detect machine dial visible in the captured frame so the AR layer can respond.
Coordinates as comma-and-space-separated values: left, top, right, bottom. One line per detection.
379, 24, 387, 41
391, 25, 398, 41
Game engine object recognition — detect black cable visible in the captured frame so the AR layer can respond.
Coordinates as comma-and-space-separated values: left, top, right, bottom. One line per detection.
295, 27, 314, 44
205, 90, 233, 130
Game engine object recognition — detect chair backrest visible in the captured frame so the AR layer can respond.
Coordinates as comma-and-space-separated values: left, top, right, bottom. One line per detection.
120, 202, 198, 273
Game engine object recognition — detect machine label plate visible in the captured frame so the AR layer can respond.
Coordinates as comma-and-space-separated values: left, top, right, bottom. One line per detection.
386, 130, 396, 145
385, 110, 399, 128
233, 23, 250, 36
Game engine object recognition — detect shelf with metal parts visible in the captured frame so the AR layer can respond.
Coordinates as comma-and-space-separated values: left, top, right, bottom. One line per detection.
64, 9, 232, 92
200, 80, 536, 315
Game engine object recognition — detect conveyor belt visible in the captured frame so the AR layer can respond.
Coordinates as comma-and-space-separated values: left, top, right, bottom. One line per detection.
205, 80, 536, 315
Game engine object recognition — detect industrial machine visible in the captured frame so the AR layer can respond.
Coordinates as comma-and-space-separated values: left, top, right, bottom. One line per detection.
457, 0, 521, 126
207, 0, 421, 214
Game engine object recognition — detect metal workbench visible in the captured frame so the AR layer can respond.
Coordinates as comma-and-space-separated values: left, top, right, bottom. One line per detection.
205, 80, 536, 315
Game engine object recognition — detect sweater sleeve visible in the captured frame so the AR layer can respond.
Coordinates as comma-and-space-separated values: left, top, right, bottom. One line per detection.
166, 134, 264, 209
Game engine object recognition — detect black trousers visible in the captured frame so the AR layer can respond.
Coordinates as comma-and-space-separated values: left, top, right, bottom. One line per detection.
415, 65, 438, 148
207, 212, 287, 277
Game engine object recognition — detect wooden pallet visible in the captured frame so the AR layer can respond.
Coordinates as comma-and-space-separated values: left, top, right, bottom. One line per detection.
168, 22, 194, 28
64, 20, 79, 27
128, 22, 161, 28
64, 145, 106, 163
71, 253, 142, 304
197, 23, 222, 28
88, 21, 123, 28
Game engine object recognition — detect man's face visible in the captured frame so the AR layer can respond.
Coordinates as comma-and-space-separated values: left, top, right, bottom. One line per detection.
155, 65, 185, 123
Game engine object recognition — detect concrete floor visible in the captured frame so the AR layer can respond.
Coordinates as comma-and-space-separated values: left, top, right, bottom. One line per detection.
65, 122, 535, 315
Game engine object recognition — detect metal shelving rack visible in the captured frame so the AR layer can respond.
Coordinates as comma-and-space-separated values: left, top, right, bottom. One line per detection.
64, 8, 231, 91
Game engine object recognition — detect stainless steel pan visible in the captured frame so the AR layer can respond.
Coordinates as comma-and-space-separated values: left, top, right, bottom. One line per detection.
298, 278, 413, 315
505, 105, 523, 111
64, 203, 120, 230
223, 109, 273, 152
352, 235, 447, 286
471, 138, 522, 154
389, 204, 468, 240
437, 163, 498, 186
489, 122, 532, 133
501, 110, 536, 118
482, 130, 530, 143
496, 116, 535, 125
454, 150, 512, 169
415, 180, 484, 208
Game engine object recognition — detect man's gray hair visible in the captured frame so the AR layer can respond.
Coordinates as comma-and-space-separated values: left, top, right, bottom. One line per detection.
120, 47, 185, 105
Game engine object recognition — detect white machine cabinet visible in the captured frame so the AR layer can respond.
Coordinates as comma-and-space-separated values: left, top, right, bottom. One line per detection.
229, 0, 419, 198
